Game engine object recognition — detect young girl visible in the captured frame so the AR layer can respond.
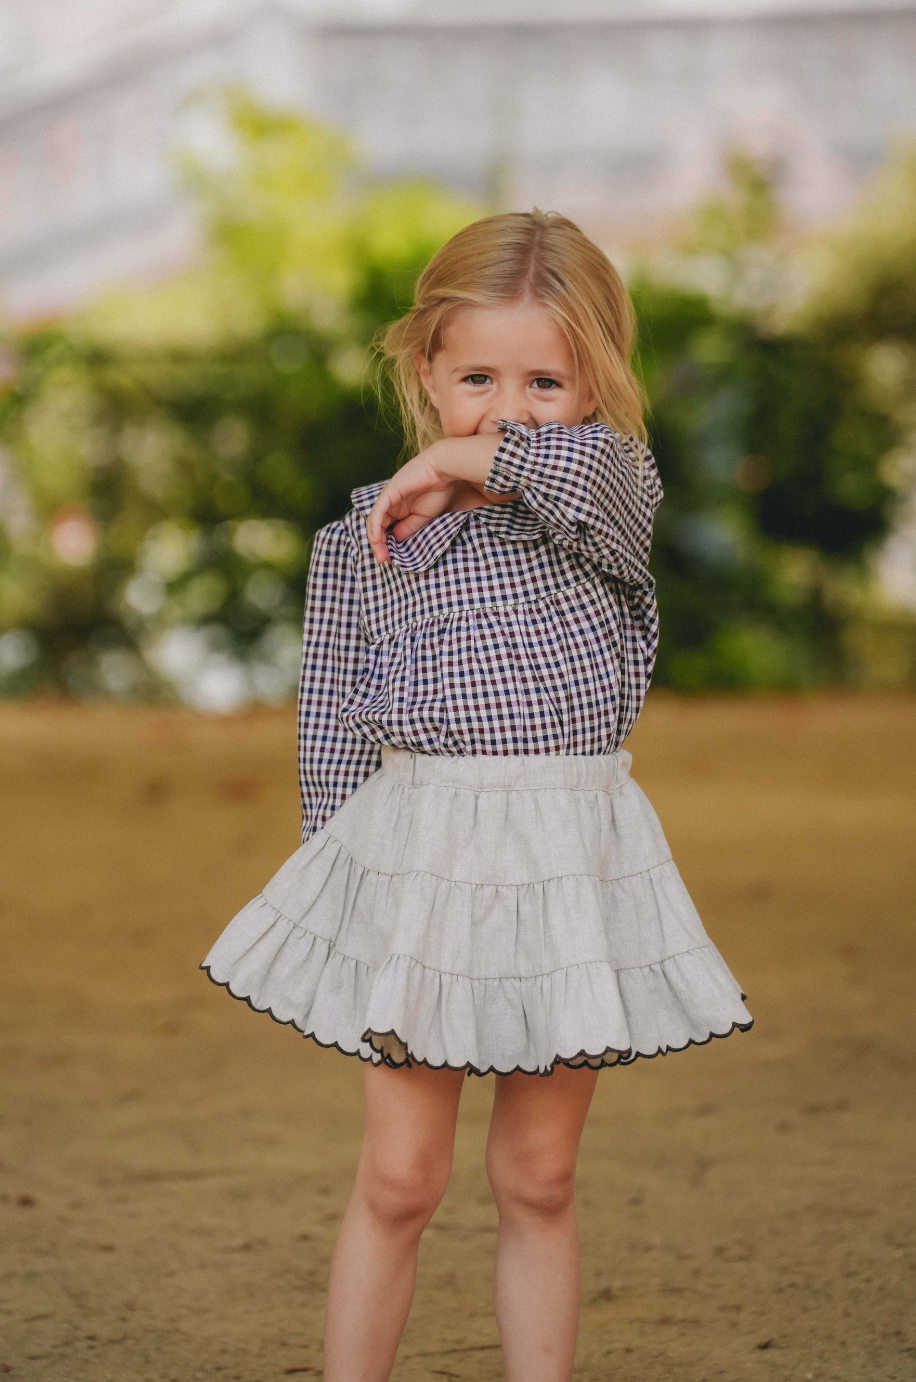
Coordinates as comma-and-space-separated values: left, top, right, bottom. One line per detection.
201, 210, 753, 1381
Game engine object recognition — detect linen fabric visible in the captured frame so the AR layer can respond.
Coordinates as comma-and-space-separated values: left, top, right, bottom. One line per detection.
297, 421, 662, 842
201, 747, 753, 1076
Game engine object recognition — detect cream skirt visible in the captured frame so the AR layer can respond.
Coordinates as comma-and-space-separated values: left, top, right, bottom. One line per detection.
201, 746, 753, 1076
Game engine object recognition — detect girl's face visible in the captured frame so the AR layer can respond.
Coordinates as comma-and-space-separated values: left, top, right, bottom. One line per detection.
416, 298, 597, 439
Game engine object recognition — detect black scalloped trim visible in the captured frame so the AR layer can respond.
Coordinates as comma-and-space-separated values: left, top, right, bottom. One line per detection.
200, 963, 753, 1078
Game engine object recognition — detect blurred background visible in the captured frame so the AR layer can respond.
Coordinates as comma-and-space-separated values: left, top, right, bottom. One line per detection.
1, 0, 916, 707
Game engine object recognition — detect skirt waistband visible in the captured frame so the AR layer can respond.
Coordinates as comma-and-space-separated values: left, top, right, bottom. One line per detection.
379, 745, 632, 792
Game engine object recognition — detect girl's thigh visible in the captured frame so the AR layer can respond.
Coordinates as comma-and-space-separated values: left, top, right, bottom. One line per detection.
359, 1060, 467, 1180
486, 1066, 600, 1188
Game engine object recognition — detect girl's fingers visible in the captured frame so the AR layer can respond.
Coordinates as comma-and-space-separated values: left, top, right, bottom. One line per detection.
366, 492, 397, 562
365, 515, 384, 563
367, 515, 390, 563
390, 512, 434, 540
367, 500, 433, 560
365, 457, 448, 563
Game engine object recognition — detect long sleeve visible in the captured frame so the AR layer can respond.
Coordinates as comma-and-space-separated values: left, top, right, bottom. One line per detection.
297, 520, 382, 842
483, 421, 663, 587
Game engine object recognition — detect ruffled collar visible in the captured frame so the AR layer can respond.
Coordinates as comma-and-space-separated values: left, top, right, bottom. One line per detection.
349, 481, 544, 572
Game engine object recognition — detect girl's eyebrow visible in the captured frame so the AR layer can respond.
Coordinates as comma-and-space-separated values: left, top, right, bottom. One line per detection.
450, 363, 572, 377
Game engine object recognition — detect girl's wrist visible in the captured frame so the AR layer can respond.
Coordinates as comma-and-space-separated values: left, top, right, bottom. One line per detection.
429, 434, 501, 487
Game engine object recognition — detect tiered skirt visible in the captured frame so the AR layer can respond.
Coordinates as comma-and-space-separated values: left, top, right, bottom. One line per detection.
201, 746, 753, 1075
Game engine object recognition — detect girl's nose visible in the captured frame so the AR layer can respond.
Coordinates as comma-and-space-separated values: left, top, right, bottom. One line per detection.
489, 387, 535, 429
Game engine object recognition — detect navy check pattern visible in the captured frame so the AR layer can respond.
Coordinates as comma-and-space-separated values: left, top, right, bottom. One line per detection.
297, 422, 663, 841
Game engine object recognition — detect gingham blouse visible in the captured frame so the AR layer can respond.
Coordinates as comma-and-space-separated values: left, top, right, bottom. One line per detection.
297, 420, 663, 841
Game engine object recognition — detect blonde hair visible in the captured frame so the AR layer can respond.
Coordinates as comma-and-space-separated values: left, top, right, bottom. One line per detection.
379, 209, 646, 453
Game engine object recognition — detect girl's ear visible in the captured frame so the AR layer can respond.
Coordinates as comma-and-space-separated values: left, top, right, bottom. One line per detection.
415, 351, 439, 408
579, 377, 599, 422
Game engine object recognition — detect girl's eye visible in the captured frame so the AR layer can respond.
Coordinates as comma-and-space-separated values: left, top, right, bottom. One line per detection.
532, 377, 560, 391
463, 374, 491, 387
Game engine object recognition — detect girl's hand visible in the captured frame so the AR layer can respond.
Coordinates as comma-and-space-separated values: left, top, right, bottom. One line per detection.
365, 451, 460, 563
366, 435, 515, 564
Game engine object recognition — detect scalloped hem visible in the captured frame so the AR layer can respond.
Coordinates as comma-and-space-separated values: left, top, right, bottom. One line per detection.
200, 961, 753, 1078
199, 780, 756, 1077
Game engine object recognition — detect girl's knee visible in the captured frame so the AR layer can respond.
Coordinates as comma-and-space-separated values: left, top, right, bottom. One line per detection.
486, 1143, 577, 1219
359, 1157, 451, 1232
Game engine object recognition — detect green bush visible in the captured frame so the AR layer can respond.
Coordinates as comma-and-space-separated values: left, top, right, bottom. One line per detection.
632, 150, 910, 688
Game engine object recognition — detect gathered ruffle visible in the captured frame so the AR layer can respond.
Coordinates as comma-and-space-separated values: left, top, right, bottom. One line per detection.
335, 578, 636, 762
201, 831, 753, 1077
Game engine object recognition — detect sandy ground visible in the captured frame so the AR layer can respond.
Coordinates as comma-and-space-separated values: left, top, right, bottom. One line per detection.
0, 694, 914, 1382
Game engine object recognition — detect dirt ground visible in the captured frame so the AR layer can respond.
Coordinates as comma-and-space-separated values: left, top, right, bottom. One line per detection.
0, 694, 914, 1382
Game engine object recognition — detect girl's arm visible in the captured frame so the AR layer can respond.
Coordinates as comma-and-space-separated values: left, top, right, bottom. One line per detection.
365, 435, 506, 558
482, 421, 663, 586
297, 521, 381, 843
366, 423, 662, 586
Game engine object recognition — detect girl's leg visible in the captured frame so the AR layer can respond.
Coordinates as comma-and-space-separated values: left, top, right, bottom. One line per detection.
323, 1059, 466, 1382
485, 1064, 600, 1382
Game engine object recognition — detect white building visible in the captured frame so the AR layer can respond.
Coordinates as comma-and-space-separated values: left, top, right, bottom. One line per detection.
0, 0, 915, 318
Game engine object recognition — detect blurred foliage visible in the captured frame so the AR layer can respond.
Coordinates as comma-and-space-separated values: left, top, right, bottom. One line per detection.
634, 282, 898, 688
0, 93, 476, 707
632, 145, 914, 689
0, 95, 914, 704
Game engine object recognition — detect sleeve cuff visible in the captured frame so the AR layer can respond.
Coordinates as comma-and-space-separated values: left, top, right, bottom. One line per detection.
482, 420, 534, 495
